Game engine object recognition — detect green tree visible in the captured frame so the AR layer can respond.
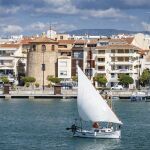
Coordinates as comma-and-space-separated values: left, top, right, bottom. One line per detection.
94, 74, 107, 87
47, 75, 61, 85
35, 82, 39, 88
118, 74, 133, 87
139, 69, 150, 86
72, 76, 78, 82
1, 76, 9, 84
22, 76, 36, 87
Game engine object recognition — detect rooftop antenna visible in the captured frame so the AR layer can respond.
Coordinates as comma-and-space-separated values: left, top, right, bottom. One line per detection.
49, 23, 52, 39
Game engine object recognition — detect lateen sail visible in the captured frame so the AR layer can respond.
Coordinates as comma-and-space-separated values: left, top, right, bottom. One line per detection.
77, 67, 122, 124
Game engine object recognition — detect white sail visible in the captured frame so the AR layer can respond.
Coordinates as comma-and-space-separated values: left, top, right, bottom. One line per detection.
77, 67, 122, 124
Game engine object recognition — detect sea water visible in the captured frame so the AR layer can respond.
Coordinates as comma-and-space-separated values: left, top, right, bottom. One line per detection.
0, 98, 150, 150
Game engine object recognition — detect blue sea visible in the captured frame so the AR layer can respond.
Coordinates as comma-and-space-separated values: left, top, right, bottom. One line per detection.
0, 98, 150, 150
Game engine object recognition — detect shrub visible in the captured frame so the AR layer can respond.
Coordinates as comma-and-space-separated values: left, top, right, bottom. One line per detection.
1, 76, 9, 84
25, 82, 30, 87
47, 83, 51, 88
35, 83, 39, 88
22, 76, 36, 83
47, 75, 61, 84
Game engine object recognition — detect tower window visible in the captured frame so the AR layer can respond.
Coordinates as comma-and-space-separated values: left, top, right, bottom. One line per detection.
52, 45, 55, 51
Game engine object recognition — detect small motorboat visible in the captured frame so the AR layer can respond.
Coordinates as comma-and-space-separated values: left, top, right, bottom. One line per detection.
130, 91, 146, 101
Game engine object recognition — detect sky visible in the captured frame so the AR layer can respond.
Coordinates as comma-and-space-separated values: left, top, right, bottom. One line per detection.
0, 0, 150, 36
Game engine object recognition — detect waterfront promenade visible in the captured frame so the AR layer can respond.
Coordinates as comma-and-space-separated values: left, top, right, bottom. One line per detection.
0, 86, 149, 100
0, 87, 77, 99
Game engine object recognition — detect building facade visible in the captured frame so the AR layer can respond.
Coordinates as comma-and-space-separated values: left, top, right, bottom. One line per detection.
93, 39, 141, 88
27, 37, 58, 86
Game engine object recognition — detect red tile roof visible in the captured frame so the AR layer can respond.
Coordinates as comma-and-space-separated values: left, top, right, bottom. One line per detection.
0, 44, 20, 48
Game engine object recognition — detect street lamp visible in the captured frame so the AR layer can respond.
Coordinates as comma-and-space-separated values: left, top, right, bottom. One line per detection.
42, 44, 46, 91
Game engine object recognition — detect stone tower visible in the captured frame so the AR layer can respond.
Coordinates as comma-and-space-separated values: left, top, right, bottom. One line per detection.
27, 37, 58, 86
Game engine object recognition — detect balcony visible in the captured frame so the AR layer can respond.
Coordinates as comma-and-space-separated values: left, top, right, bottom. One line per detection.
110, 53, 131, 57
0, 61, 14, 67
0, 57, 14, 60
110, 61, 132, 65
110, 69, 133, 73
96, 69, 106, 74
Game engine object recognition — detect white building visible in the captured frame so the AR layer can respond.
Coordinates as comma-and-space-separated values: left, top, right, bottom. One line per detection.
0, 43, 26, 79
57, 56, 71, 79
84, 38, 141, 89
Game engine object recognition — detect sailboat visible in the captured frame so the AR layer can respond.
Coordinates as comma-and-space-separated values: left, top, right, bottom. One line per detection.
66, 67, 123, 139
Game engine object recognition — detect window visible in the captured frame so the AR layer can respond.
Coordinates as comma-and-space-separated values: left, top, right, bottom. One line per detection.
74, 44, 84, 48
59, 61, 67, 67
60, 71, 67, 76
111, 49, 115, 53
118, 49, 124, 53
0, 60, 4, 65
87, 44, 96, 47
33, 45, 36, 51
52, 45, 55, 51
98, 58, 105, 62
73, 52, 83, 58
125, 57, 129, 62
98, 50, 105, 54
118, 66, 122, 69
97, 42, 109, 46
117, 57, 123, 62
111, 57, 115, 62
111, 65, 115, 70
58, 45, 67, 48
60, 36, 63, 40
98, 66, 105, 70
125, 49, 129, 53
111, 73, 115, 78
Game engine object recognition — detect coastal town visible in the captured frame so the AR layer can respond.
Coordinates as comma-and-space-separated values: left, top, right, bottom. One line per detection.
1, 0, 150, 149
0, 29, 150, 93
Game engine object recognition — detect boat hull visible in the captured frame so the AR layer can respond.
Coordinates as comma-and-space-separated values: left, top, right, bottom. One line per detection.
73, 129, 121, 139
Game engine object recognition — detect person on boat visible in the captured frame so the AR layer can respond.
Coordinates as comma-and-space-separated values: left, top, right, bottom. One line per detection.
105, 92, 108, 100
92, 122, 100, 129
71, 124, 77, 135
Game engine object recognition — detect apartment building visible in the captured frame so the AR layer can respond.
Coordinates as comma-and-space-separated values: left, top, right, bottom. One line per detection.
57, 40, 74, 79
93, 38, 141, 88
57, 56, 71, 79
71, 40, 85, 76
0, 43, 27, 84
84, 39, 97, 79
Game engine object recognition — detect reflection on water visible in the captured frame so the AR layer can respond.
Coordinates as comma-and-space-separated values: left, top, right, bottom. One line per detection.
75, 139, 121, 150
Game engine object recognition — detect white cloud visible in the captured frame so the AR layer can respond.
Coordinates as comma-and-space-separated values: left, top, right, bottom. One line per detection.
141, 22, 150, 31
0, 6, 20, 14
53, 23, 77, 32
27, 22, 48, 31
43, 0, 71, 6
25, 22, 77, 32
85, 8, 123, 18
42, 0, 78, 14
2, 25, 23, 34
35, 5, 134, 20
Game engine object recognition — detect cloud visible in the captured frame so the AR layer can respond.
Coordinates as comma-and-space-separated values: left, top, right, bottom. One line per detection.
85, 8, 123, 18
27, 22, 48, 31
0, 6, 20, 14
53, 23, 77, 32
43, 0, 71, 6
35, 0, 78, 15
2, 25, 23, 34
141, 22, 150, 31
25, 22, 77, 33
